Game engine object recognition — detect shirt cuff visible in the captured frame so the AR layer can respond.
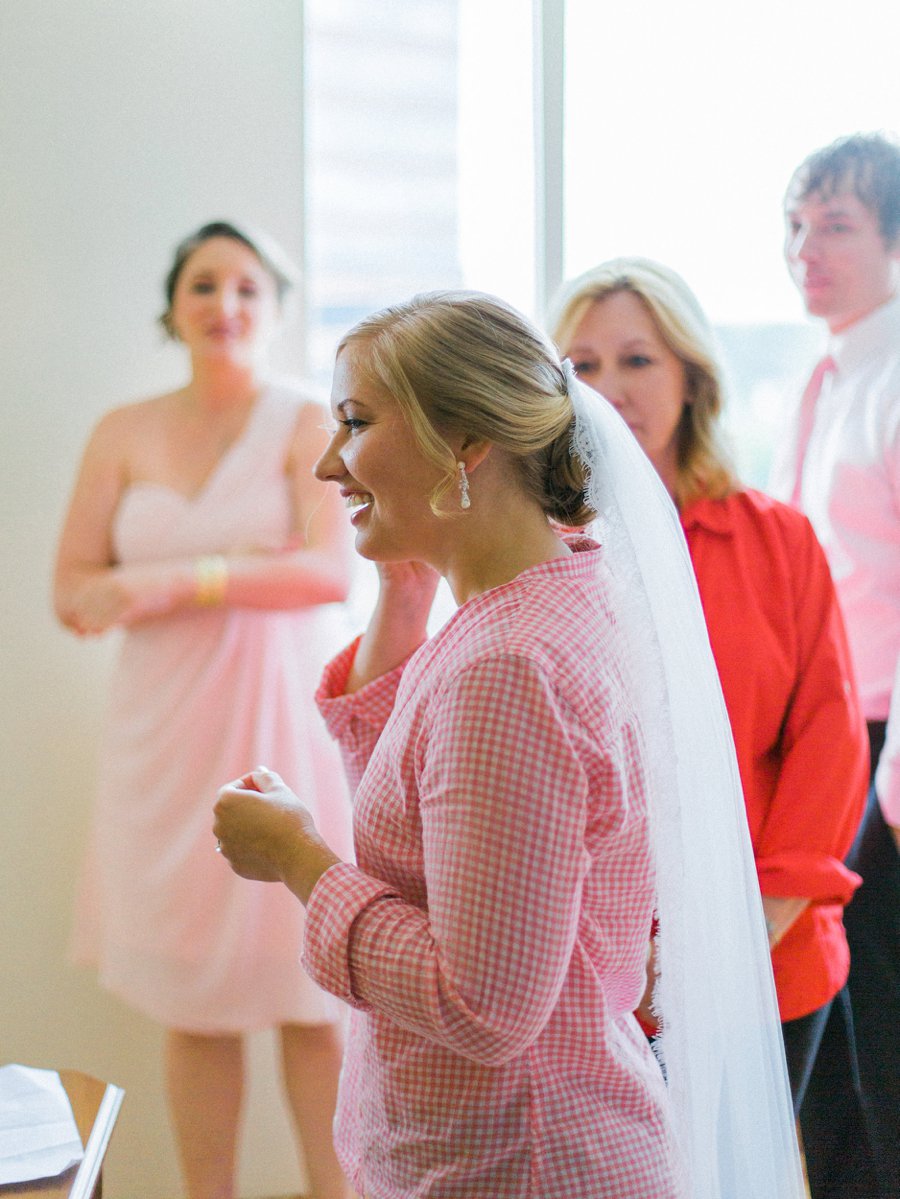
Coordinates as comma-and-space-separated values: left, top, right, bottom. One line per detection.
301, 861, 401, 1008
315, 636, 407, 741
757, 852, 862, 904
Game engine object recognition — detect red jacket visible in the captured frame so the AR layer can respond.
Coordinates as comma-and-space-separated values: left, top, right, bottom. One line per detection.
682, 489, 868, 1021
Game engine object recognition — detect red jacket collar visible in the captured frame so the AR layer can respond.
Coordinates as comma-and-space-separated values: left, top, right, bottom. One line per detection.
679, 494, 735, 537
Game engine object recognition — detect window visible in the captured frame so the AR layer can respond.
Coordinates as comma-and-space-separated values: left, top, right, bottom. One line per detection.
304, 0, 538, 627
304, 0, 462, 388
564, 0, 899, 482
304, 0, 537, 386
305, 1, 898, 484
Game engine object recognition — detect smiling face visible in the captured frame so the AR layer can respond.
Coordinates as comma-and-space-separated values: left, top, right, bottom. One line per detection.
784, 184, 899, 332
315, 344, 449, 563
565, 291, 688, 494
169, 236, 282, 365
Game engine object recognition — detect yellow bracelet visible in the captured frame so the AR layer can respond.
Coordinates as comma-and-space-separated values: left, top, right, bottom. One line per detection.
195, 555, 228, 607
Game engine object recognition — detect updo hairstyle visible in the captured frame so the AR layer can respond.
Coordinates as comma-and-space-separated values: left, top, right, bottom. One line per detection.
338, 291, 595, 526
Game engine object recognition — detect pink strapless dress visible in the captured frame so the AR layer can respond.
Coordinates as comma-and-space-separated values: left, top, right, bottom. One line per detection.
71, 384, 352, 1032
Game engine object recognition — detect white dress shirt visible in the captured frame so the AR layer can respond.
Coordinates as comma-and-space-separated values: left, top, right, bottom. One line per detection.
771, 293, 900, 729
875, 655, 900, 829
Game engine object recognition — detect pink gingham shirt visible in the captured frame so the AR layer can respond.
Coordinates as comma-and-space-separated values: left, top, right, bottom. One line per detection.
304, 538, 684, 1199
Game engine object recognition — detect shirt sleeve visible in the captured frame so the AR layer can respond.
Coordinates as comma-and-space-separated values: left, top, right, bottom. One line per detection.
886, 386, 900, 508
877, 416, 900, 827
754, 517, 868, 902
875, 654, 900, 829
303, 653, 597, 1066
315, 635, 407, 794
877, 408, 900, 825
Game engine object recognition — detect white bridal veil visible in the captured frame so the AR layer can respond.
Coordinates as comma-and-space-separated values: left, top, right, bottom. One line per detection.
566, 365, 806, 1198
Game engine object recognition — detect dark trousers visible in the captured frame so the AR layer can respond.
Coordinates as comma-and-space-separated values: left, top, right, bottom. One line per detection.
781, 998, 833, 1117
800, 722, 900, 1199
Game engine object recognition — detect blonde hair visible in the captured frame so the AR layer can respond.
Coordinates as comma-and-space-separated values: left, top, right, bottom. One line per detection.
548, 258, 738, 507
338, 290, 595, 525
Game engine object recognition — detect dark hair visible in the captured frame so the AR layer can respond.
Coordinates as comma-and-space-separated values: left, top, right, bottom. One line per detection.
788, 132, 900, 244
159, 220, 297, 337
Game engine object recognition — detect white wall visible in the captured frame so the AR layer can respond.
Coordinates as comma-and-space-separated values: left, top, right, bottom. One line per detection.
0, 3, 314, 1195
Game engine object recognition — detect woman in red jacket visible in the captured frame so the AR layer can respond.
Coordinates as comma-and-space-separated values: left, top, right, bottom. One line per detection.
550, 257, 869, 1115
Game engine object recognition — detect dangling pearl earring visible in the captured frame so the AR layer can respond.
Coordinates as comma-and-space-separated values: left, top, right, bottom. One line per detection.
457, 461, 471, 510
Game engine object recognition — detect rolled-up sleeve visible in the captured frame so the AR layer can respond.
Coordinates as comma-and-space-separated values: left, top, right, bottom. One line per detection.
316, 636, 407, 792
302, 862, 404, 1008
754, 520, 868, 901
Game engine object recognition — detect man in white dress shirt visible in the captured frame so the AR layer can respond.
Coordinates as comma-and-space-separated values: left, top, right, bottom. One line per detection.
771, 131, 900, 1199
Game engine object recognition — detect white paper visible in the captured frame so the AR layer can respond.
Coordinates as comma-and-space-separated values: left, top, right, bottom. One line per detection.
0, 1063, 84, 1184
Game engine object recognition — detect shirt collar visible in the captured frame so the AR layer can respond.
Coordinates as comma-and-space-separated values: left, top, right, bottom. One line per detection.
679, 494, 734, 537
828, 291, 900, 374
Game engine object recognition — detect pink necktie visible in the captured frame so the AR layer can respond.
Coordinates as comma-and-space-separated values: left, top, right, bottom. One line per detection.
790, 355, 836, 506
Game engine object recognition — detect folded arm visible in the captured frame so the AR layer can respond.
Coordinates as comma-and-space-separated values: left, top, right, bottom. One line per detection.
54, 403, 351, 634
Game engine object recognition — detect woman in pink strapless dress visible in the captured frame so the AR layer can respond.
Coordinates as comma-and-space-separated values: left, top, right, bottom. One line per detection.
53, 222, 354, 1199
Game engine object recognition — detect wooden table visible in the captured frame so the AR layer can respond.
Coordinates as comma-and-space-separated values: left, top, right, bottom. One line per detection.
0, 1071, 124, 1199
